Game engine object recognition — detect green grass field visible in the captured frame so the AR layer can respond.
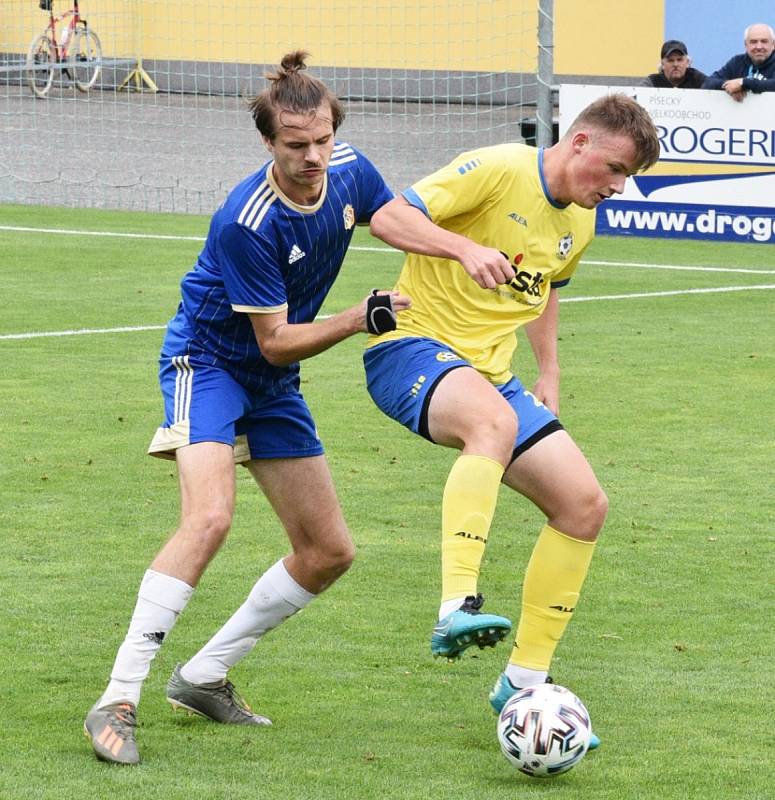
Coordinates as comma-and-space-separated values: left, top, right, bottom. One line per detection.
1, 204, 773, 799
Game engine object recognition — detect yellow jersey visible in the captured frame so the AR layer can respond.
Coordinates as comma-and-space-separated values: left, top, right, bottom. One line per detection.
368, 143, 595, 384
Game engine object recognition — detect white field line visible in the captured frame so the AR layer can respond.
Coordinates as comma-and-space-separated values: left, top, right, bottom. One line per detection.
0, 225, 390, 253
2, 285, 774, 341
2, 224, 773, 341
0, 324, 167, 340
2, 224, 774, 274
0, 225, 205, 241
562, 284, 775, 303
582, 259, 775, 275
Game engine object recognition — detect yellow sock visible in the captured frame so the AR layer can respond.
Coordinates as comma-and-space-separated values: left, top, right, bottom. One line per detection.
441, 454, 504, 602
510, 524, 596, 671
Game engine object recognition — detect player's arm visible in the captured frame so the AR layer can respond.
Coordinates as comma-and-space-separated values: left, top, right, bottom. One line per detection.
524, 288, 561, 415
219, 222, 408, 365
250, 290, 411, 367
370, 196, 514, 290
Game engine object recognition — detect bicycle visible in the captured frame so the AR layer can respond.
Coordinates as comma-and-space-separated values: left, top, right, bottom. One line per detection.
26, 0, 102, 99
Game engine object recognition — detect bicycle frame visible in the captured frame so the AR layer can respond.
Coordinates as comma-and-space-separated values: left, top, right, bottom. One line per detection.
28, 0, 102, 98
42, 0, 85, 62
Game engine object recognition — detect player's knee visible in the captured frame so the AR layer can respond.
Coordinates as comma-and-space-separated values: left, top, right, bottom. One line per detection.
302, 531, 355, 581
502, 409, 519, 442
490, 407, 518, 441
322, 536, 356, 577
578, 487, 608, 541
467, 408, 518, 460
592, 486, 608, 528
189, 507, 233, 543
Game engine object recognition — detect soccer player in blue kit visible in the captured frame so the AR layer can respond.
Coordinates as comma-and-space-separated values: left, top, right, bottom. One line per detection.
84, 51, 409, 765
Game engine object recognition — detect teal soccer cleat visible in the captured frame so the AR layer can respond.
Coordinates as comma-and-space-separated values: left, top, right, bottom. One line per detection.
489, 672, 601, 750
431, 594, 511, 660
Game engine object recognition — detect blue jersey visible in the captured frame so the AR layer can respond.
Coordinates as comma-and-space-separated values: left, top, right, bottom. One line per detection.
162, 142, 393, 394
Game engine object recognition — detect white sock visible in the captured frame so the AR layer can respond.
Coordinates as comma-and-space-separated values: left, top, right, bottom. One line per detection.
438, 596, 467, 621
505, 664, 548, 689
181, 559, 316, 685
98, 569, 194, 708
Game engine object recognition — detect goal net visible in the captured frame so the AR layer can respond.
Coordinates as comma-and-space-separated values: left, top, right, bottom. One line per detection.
1, 0, 541, 214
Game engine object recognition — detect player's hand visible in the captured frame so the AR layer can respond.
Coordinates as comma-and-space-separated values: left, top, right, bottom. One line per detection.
358, 290, 411, 334
458, 244, 515, 289
532, 372, 560, 416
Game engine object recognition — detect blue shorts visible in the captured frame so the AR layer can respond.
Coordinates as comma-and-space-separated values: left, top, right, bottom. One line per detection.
147, 355, 324, 462
363, 337, 562, 461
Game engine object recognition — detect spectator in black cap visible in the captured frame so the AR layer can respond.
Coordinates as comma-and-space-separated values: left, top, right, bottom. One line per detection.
702, 23, 775, 101
641, 40, 706, 88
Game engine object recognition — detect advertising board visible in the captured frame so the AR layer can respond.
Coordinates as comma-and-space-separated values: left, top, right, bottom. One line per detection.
559, 85, 775, 243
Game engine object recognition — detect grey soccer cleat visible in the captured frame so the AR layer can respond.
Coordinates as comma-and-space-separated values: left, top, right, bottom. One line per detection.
166, 663, 272, 726
83, 701, 140, 765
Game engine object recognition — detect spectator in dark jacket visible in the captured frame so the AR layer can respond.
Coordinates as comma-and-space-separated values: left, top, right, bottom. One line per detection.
702, 23, 775, 101
642, 40, 706, 88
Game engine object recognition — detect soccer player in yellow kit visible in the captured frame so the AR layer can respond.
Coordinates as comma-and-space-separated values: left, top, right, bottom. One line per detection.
364, 95, 660, 748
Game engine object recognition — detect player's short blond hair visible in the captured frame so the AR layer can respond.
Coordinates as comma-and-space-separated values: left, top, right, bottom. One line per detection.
567, 94, 660, 173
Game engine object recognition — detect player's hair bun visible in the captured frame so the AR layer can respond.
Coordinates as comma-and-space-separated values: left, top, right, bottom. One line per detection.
277, 50, 309, 78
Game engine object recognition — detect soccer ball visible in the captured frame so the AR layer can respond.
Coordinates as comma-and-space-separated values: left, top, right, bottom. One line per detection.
496, 683, 592, 778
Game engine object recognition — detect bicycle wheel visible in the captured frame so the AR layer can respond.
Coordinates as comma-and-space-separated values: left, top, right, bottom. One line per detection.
26, 33, 55, 98
69, 25, 102, 92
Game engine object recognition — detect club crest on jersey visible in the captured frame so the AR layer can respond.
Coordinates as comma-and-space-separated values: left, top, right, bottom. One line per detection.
343, 203, 355, 230
556, 231, 573, 260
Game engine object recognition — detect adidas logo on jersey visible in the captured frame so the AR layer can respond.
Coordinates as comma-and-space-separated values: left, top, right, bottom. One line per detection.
288, 244, 306, 264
